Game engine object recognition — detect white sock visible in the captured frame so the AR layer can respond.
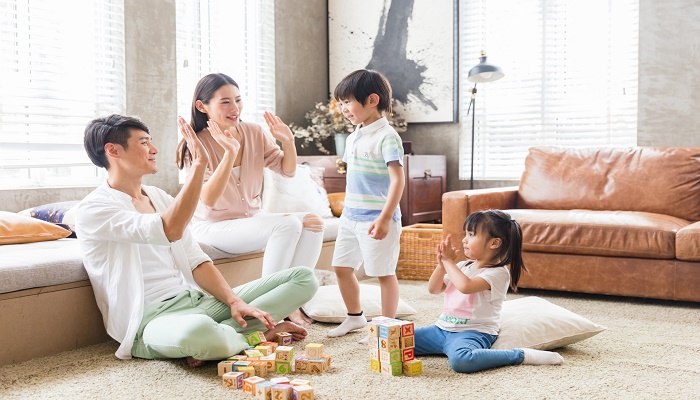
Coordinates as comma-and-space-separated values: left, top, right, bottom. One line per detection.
357, 336, 369, 345
327, 315, 367, 337
522, 348, 564, 365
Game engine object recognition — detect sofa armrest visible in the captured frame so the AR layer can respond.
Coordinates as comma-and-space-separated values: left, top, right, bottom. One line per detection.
442, 187, 519, 260
677, 221, 700, 261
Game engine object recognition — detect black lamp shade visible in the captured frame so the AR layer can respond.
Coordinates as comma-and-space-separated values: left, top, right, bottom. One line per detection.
467, 52, 504, 83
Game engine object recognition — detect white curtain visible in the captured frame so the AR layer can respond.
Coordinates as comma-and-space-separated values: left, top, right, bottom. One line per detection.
0, 0, 125, 189
459, 0, 638, 181
176, 0, 276, 126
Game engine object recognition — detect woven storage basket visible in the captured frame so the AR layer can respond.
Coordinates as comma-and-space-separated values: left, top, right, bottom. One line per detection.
397, 223, 443, 280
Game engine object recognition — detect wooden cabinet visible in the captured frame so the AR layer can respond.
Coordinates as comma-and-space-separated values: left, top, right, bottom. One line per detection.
400, 155, 446, 226
297, 154, 447, 226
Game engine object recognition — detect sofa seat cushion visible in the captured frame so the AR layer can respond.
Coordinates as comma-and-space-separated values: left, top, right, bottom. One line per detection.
506, 209, 689, 259
677, 221, 700, 261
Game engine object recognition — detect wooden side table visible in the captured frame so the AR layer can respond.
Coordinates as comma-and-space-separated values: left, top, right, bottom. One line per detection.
400, 155, 447, 226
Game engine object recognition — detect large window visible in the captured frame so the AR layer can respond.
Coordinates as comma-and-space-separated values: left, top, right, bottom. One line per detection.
459, 0, 638, 181
176, 0, 275, 126
0, 0, 125, 189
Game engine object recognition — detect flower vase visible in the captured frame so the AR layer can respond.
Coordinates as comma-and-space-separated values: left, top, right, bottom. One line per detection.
334, 133, 349, 156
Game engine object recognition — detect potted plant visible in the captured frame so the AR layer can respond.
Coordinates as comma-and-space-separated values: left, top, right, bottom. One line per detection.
290, 99, 407, 155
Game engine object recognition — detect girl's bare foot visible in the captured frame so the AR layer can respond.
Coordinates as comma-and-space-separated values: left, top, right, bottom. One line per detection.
264, 321, 308, 342
186, 356, 206, 368
287, 308, 314, 326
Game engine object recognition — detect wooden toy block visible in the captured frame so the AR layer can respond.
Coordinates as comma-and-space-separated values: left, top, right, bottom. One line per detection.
243, 376, 266, 396
275, 361, 292, 374
289, 378, 311, 386
403, 359, 423, 376
321, 354, 331, 369
246, 331, 267, 346
305, 343, 324, 359
245, 349, 265, 358
369, 347, 380, 360
270, 377, 291, 385
237, 366, 256, 378
222, 371, 245, 389
380, 361, 403, 376
227, 354, 247, 361
275, 332, 293, 346
261, 341, 279, 352
250, 361, 268, 377
308, 359, 325, 374
233, 360, 252, 371
371, 316, 392, 322
367, 321, 380, 338
369, 358, 380, 372
255, 381, 275, 399
293, 385, 314, 400
255, 345, 273, 356
260, 354, 276, 370
400, 335, 415, 349
378, 322, 401, 339
379, 349, 401, 365
402, 347, 415, 362
275, 346, 294, 362
399, 321, 415, 337
295, 357, 309, 373
379, 337, 400, 352
218, 360, 236, 376
271, 384, 293, 400
368, 335, 379, 349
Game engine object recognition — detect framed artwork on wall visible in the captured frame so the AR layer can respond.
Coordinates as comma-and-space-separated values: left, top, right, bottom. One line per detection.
328, 0, 458, 123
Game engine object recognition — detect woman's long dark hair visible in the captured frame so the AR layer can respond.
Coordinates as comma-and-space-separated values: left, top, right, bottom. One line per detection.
464, 209, 527, 292
176, 73, 239, 169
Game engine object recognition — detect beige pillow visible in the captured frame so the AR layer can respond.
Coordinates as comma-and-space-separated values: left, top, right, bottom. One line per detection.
492, 296, 606, 350
0, 211, 72, 245
302, 284, 417, 323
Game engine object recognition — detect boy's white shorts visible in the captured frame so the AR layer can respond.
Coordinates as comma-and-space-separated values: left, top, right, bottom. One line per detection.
331, 217, 402, 277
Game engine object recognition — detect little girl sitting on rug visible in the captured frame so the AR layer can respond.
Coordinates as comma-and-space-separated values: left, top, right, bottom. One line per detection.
413, 209, 564, 373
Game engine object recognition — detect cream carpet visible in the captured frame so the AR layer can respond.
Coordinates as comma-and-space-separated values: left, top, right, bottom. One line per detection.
1, 280, 699, 400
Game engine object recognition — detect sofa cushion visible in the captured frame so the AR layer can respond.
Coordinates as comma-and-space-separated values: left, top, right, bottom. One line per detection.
517, 147, 700, 221
677, 221, 700, 261
19, 201, 79, 238
0, 211, 72, 245
507, 209, 688, 259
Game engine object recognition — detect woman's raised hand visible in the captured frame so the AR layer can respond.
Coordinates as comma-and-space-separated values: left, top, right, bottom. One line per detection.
263, 111, 294, 145
178, 116, 208, 168
207, 120, 240, 155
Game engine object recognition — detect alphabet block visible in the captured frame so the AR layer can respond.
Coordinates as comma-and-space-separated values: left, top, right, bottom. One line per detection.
246, 331, 267, 346
222, 371, 245, 389
261, 341, 279, 352
237, 366, 256, 379
378, 323, 401, 339
367, 321, 380, 338
289, 378, 311, 386
275, 346, 294, 362
271, 383, 293, 400
400, 335, 415, 349
255, 345, 273, 356
380, 361, 403, 376
308, 359, 325, 374
255, 381, 275, 399
218, 360, 235, 376
250, 361, 268, 377
379, 349, 401, 365
379, 337, 400, 352
275, 361, 291, 374
293, 385, 314, 400
399, 321, 415, 337
403, 359, 423, 376
295, 356, 309, 373
245, 349, 265, 358
305, 343, 324, 359
243, 376, 266, 396
275, 332, 293, 346
270, 377, 291, 385
402, 347, 415, 362
369, 358, 380, 372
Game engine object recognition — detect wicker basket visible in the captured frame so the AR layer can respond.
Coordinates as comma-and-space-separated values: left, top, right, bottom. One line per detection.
397, 224, 443, 280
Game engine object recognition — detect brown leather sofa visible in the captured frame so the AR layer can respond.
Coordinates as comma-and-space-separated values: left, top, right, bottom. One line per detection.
442, 146, 700, 302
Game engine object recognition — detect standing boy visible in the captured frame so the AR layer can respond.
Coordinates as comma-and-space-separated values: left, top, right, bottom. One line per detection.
327, 69, 405, 338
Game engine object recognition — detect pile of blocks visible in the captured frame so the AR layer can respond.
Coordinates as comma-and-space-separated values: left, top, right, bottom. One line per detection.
367, 316, 423, 377
217, 331, 332, 398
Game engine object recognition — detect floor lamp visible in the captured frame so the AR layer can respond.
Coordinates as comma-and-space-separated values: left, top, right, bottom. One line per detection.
467, 51, 504, 189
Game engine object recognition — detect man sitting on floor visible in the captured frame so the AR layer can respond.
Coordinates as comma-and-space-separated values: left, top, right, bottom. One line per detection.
76, 114, 317, 366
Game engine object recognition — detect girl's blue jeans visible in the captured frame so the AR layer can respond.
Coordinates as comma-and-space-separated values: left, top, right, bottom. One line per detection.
414, 324, 525, 373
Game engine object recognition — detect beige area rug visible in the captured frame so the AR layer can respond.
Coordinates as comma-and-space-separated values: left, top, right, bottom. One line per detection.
1, 280, 700, 400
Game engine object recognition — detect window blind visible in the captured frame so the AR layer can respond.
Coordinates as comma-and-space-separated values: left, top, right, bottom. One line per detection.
0, 0, 125, 189
459, 0, 638, 181
176, 0, 276, 126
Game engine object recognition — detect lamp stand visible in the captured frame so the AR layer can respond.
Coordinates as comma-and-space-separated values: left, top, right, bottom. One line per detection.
468, 84, 477, 190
